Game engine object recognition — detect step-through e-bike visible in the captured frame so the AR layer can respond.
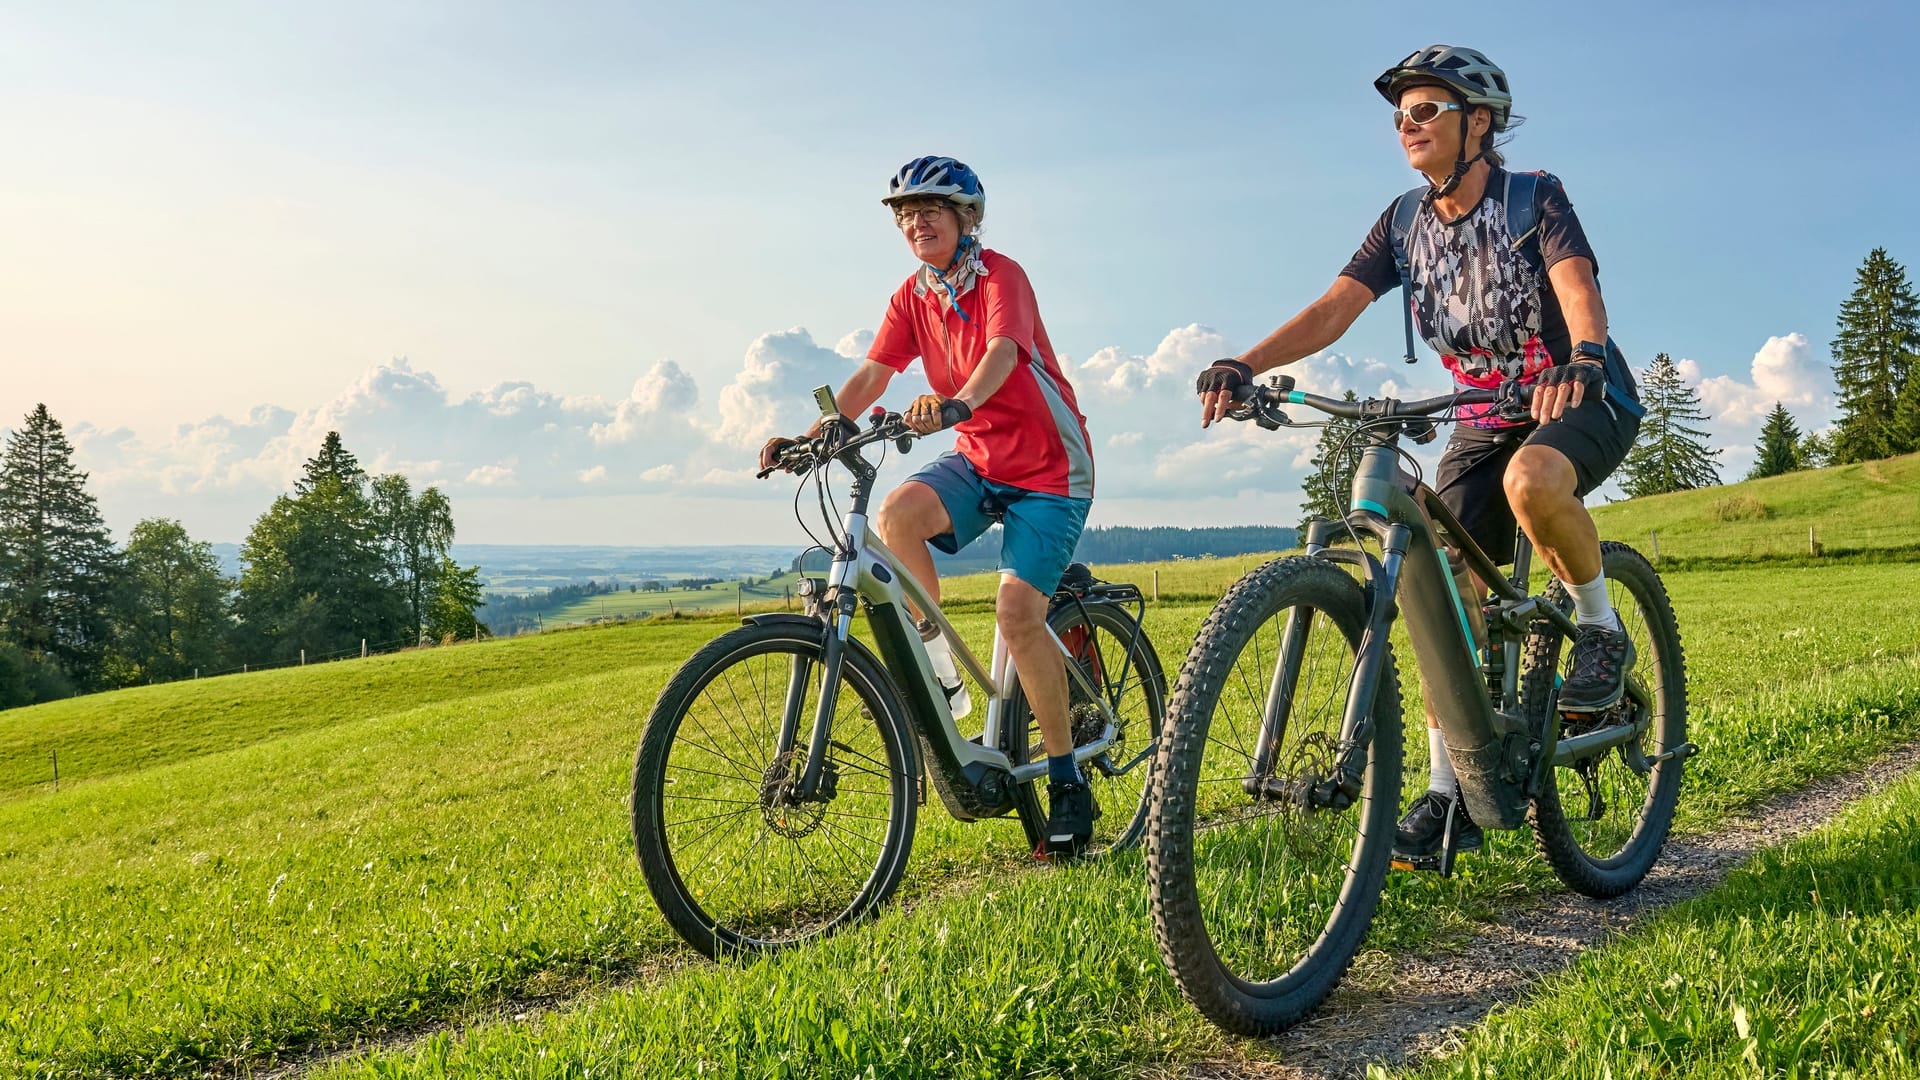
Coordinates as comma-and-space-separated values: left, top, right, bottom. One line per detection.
633, 390, 1166, 958
1146, 375, 1694, 1035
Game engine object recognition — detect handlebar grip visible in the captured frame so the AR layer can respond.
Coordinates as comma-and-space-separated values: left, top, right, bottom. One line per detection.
938, 399, 973, 429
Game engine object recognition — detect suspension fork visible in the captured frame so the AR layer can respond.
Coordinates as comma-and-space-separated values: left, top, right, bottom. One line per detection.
791, 554, 862, 801
1317, 525, 1410, 808
1249, 605, 1312, 785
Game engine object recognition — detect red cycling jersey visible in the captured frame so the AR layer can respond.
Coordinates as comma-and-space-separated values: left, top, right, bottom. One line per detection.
868, 249, 1094, 499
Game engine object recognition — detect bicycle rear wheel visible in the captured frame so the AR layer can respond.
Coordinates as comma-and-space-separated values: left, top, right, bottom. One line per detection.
1527, 541, 1688, 898
1147, 556, 1403, 1036
1006, 599, 1168, 857
632, 621, 917, 957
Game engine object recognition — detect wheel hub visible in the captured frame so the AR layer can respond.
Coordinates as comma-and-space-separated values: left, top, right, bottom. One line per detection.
758, 751, 835, 838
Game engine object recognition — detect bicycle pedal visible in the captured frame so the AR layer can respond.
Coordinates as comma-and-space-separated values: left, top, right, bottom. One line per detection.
1390, 853, 1445, 874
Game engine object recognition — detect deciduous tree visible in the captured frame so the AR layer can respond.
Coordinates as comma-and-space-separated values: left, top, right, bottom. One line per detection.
109, 518, 233, 683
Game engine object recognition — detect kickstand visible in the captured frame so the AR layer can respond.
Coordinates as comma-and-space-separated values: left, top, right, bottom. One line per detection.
1437, 784, 1463, 879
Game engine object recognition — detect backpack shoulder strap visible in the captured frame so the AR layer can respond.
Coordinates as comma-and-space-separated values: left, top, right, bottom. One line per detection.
1389, 186, 1426, 363
1388, 186, 1425, 287
1504, 169, 1567, 251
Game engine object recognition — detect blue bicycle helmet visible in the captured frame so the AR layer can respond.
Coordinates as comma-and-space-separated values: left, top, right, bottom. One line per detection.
882, 155, 986, 223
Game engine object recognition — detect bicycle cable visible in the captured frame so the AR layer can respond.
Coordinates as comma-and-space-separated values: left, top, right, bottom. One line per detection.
1319, 391, 1474, 551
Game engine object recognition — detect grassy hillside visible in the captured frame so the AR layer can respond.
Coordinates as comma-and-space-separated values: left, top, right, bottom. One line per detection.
4, 561, 1919, 1077
1592, 451, 1920, 562
541, 571, 807, 624
1403, 753, 1920, 1079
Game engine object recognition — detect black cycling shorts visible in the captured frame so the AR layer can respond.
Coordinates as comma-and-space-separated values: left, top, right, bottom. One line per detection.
1432, 395, 1640, 566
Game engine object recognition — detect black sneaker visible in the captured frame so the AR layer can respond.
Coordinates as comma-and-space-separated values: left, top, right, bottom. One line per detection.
1391, 789, 1482, 868
1040, 780, 1099, 859
1558, 623, 1635, 712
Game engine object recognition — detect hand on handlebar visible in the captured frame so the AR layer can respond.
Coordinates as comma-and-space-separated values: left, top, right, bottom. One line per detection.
757, 436, 802, 473
904, 394, 971, 435
1196, 359, 1254, 429
1529, 360, 1603, 423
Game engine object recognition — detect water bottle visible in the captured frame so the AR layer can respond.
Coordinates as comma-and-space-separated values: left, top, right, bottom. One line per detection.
919, 622, 972, 720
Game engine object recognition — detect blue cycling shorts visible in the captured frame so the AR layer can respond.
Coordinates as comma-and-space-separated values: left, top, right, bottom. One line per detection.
906, 452, 1091, 596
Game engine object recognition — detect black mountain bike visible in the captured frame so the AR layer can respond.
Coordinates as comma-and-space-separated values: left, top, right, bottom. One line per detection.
632, 389, 1165, 958
1146, 376, 1694, 1035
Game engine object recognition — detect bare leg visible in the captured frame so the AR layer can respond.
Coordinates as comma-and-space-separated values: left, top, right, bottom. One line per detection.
874, 481, 952, 621
996, 575, 1072, 757
1505, 445, 1601, 585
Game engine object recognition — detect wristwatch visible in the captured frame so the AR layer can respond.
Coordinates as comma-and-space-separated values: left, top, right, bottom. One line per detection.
1571, 339, 1607, 364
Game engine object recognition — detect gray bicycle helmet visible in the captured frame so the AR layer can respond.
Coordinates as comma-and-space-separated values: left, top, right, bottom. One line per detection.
1377, 46, 1513, 200
882, 155, 986, 223
1375, 45, 1512, 129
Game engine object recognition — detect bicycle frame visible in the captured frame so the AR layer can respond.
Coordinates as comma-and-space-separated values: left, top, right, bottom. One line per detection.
1268, 408, 1656, 831
766, 400, 1125, 822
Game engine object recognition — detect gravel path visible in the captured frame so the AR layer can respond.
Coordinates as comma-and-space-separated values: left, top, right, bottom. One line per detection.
1191, 739, 1920, 1080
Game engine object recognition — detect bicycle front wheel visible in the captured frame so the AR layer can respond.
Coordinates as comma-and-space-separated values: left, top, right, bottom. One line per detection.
632, 621, 918, 957
1005, 599, 1168, 857
1147, 556, 1403, 1036
1527, 541, 1688, 898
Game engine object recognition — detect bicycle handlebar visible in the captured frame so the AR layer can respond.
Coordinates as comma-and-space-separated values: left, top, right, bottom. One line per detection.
756, 404, 962, 479
1227, 376, 1535, 427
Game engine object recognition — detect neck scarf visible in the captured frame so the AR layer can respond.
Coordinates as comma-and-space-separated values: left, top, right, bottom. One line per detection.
920, 236, 988, 321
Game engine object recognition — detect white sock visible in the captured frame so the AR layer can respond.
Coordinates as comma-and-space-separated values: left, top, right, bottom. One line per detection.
1427, 727, 1456, 795
1566, 573, 1622, 631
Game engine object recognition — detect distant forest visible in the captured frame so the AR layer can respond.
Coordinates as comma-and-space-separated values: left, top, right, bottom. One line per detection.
793, 524, 1298, 572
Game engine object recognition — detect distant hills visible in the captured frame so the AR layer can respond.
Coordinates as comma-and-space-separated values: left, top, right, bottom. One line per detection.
211, 543, 799, 596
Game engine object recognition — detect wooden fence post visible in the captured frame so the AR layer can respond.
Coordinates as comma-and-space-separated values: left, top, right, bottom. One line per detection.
1153, 570, 1160, 601
52, 750, 58, 792
1649, 531, 1659, 562
361, 639, 368, 658
300, 649, 306, 666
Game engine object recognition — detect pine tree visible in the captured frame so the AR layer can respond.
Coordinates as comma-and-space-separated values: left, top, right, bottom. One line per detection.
1298, 390, 1360, 528
1829, 248, 1920, 463
1618, 354, 1723, 497
235, 432, 407, 662
1746, 402, 1802, 480
0, 405, 122, 692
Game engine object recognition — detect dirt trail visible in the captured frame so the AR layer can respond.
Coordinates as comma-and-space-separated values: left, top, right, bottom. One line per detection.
1193, 740, 1920, 1080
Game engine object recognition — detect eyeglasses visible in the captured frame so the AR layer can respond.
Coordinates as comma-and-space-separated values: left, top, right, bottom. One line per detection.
1393, 100, 1464, 129
893, 205, 950, 226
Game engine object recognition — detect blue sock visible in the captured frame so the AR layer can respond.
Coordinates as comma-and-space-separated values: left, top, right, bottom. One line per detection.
1048, 754, 1082, 786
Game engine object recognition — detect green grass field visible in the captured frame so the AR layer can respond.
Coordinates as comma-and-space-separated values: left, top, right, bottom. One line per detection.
1591, 451, 1920, 562
1398, 754, 1920, 1080
4, 556, 1918, 1077
536, 571, 807, 624
5, 458, 1918, 1078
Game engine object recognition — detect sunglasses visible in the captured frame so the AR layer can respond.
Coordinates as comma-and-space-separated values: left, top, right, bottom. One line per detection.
1393, 100, 1465, 129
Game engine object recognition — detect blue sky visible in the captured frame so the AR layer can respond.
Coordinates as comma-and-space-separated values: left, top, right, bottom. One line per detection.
4, 2, 1915, 545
